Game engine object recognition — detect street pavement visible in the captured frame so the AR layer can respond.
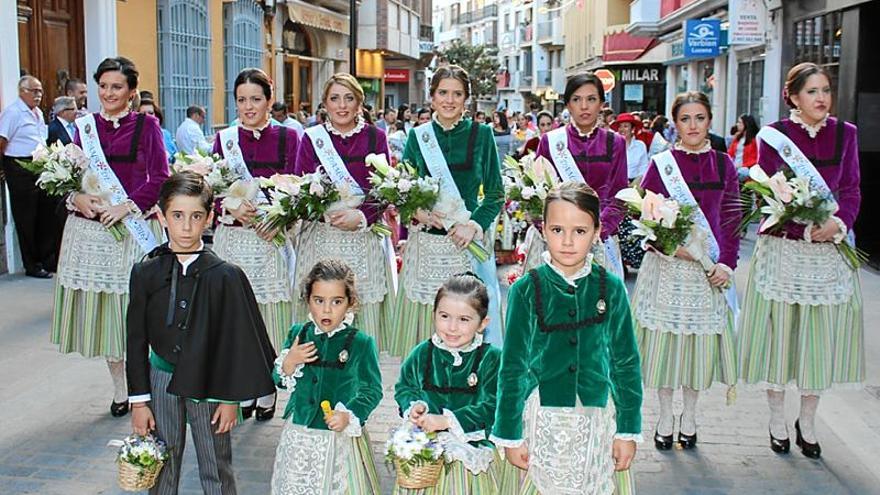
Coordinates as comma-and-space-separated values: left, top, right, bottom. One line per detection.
1, 232, 879, 494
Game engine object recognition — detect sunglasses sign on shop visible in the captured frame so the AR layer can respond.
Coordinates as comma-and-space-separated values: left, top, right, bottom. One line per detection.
684, 19, 722, 58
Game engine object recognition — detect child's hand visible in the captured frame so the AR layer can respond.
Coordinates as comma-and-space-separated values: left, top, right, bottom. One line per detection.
408, 403, 427, 422
282, 336, 317, 374
212, 404, 239, 434
612, 439, 636, 471
505, 445, 530, 470
325, 410, 351, 432
416, 413, 450, 433
131, 404, 155, 436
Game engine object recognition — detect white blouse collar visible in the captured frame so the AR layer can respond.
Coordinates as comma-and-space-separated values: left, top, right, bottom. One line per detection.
432, 112, 464, 132
673, 139, 712, 155
308, 312, 354, 338
570, 121, 600, 139
240, 119, 271, 140
99, 109, 130, 129
542, 251, 593, 287
789, 109, 828, 139
431, 333, 484, 367
326, 114, 366, 138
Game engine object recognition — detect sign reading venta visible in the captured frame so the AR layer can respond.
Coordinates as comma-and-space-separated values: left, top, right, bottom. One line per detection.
684, 19, 722, 58
729, 0, 766, 45
384, 69, 410, 83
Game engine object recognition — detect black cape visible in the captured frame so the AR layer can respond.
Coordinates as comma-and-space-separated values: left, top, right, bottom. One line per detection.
126, 245, 277, 401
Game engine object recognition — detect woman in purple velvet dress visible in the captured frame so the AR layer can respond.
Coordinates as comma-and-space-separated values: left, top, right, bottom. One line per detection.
523, 73, 628, 279
51, 57, 170, 418
633, 91, 742, 451
211, 68, 299, 421
293, 73, 395, 350
738, 63, 863, 459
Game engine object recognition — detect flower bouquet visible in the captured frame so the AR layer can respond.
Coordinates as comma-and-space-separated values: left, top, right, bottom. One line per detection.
385, 422, 444, 489
172, 149, 240, 196
366, 153, 440, 236
740, 166, 865, 268
615, 187, 697, 260
111, 433, 169, 491
255, 172, 340, 246
20, 142, 127, 241
502, 154, 559, 223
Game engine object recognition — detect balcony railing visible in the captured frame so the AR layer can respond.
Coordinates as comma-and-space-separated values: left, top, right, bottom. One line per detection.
520, 73, 533, 88
535, 70, 552, 87
537, 18, 564, 45
455, 4, 499, 25
519, 25, 533, 45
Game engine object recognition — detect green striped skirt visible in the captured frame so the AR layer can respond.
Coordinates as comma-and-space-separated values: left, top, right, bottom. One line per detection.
259, 301, 294, 353
737, 238, 864, 392
51, 216, 164, 359
388, 299, 434, 358
393, 457, 500, 495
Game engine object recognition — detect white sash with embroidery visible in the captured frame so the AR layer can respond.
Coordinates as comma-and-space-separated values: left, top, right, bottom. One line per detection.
305, 125, 364, 196
75, 114, 158, 254
218, 126, 268, 203
546, 126, 624, 278
757, 125, 836, 206
654, 150, 738, 315
414, 121, 503, 347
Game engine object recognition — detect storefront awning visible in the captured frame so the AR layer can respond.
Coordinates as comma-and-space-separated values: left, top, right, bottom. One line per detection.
603, 31, 658, 63
287, 0, 349, 36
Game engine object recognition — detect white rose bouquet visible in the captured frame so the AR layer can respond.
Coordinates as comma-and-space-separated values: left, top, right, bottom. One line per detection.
366, 153, 440, 236
502, 154, 559, 223
172, 149, 239, 196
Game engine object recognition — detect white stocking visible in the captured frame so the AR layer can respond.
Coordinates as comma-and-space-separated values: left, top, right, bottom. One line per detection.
799, 394, 820, 443
106, 358, 128, 403
240, 399, 255, 408
767, 389, 788, 439
256, 393, 276, 408
657, 388, 674, 436
681, 387, 699, 436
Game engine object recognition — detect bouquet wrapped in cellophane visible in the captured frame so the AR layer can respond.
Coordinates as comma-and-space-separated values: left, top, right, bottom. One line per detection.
172, 149, 240, 196
367, 153, 439, 237
615, 187, 697, 259
502, 154, 559, 224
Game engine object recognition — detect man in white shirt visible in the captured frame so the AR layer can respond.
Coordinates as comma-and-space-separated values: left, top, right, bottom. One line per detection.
0, 75, 58, 278
270, 102, 304, 139
175, 105, 211, 155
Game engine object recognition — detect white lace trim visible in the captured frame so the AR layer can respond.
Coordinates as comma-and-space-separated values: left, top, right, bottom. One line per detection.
401, 231, 472, 304
270, 422, 350, 495
402, 400, 429, 421
715, 263, 734, 278
673, 139, 712, 155
308, 313, 352, 338
442, 408, 487, 443
570, 121, 600, 138
431, 333, 483, 367
789, 109, 828, 139
274, 349, 305, 391
437, 433, 495, 475
488, 434, 525, 448
99, 109, 130, 129
541, 250, 594, 286
613, 433, 644, 443
334, 402, 363, 437
325, 114, 365, 138
830, 216, 848, 244
432, 112, 465, 131
240, 118, 271, 140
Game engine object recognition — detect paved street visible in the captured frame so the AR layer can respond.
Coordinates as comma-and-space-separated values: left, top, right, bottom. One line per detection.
1, 233, 879, 494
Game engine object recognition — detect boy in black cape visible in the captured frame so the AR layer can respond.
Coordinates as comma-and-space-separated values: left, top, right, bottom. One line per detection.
126, 171, 276, 494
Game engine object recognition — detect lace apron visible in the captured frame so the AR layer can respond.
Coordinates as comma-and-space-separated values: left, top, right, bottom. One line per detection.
521, 225, 621, 277
401, 230, 472, 305
271, 422, 351, 495
212, 225, 291, 304
753, 236, 854, 306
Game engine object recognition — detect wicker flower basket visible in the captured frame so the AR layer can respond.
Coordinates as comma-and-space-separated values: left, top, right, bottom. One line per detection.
394, 458, 443, 489
117, 459, 164, 492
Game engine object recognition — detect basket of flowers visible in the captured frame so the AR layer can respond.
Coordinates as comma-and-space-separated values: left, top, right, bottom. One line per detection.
113, 433, 168, 491
385, 423, 444, 489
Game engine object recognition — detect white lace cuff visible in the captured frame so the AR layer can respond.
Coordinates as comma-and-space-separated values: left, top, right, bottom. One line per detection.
830, 216, 847, 244
334, 402, 363, 437
715, 263, 734, 278
402, 400, 428, 421
443, 409, 486, 443
274, 349, 305, 391
65, 193, 80, 212
614, 433, 644, 443
489, 434, 525, 448
356, 210, 369, 232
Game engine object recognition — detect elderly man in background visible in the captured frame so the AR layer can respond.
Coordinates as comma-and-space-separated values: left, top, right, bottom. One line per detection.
47, 96, 78, 146
0, 76, 59, 278
175, 105, 211, 154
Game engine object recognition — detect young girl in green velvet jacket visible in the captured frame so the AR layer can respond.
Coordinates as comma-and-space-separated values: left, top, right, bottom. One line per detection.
491, 182, 643, 495
270, 259, 383, 494
394, 273, 502, 494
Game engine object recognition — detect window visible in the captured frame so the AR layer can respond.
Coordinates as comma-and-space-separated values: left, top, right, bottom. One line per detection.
389, 3, 398, 30
224, 1, 264, 123
676, 64, 688, 94
736, 59, 764, 122
793, 12, 842, 91
158, 0, 212, 132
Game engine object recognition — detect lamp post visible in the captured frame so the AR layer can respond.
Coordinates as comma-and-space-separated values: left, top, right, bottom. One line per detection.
349, 0, 357, 75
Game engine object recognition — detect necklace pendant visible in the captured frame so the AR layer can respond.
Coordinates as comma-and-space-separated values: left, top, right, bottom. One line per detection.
467, 372, 479, 387
596, 298, 606, 314
338, 349, 349, 363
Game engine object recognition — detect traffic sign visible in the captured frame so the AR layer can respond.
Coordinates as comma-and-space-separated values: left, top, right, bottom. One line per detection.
594, 69, 616, 93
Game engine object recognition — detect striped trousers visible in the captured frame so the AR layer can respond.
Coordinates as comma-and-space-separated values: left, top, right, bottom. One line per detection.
150, 368, 236, 495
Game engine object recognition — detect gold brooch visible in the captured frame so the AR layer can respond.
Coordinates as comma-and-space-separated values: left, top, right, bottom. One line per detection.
467, 373, 479, 387
596, 299, 606, 314
338, 350, 349, 363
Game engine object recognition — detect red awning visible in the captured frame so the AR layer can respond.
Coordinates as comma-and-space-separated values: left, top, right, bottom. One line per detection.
603, 31, 658, 62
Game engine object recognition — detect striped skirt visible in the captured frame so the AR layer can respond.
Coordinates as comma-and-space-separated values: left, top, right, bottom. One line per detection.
51, 216, 164, 359
737, 238, 864, 392
393, 457, 500, 495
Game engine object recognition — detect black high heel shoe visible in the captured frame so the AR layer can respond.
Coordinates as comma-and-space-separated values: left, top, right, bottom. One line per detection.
240, 402, 255, 420
795, 419, 821, 459
770, 428, 790, 453
678, 415, 697, 449
255, 395, 277, 421
654, 430, 673, 450
110, 400, 129, 417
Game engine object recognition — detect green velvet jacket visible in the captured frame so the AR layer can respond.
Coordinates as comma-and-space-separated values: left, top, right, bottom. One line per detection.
402, 119, 504, 232
395, 338, 501, 446
273, 322, 383, 430
492, 263, 642, 442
